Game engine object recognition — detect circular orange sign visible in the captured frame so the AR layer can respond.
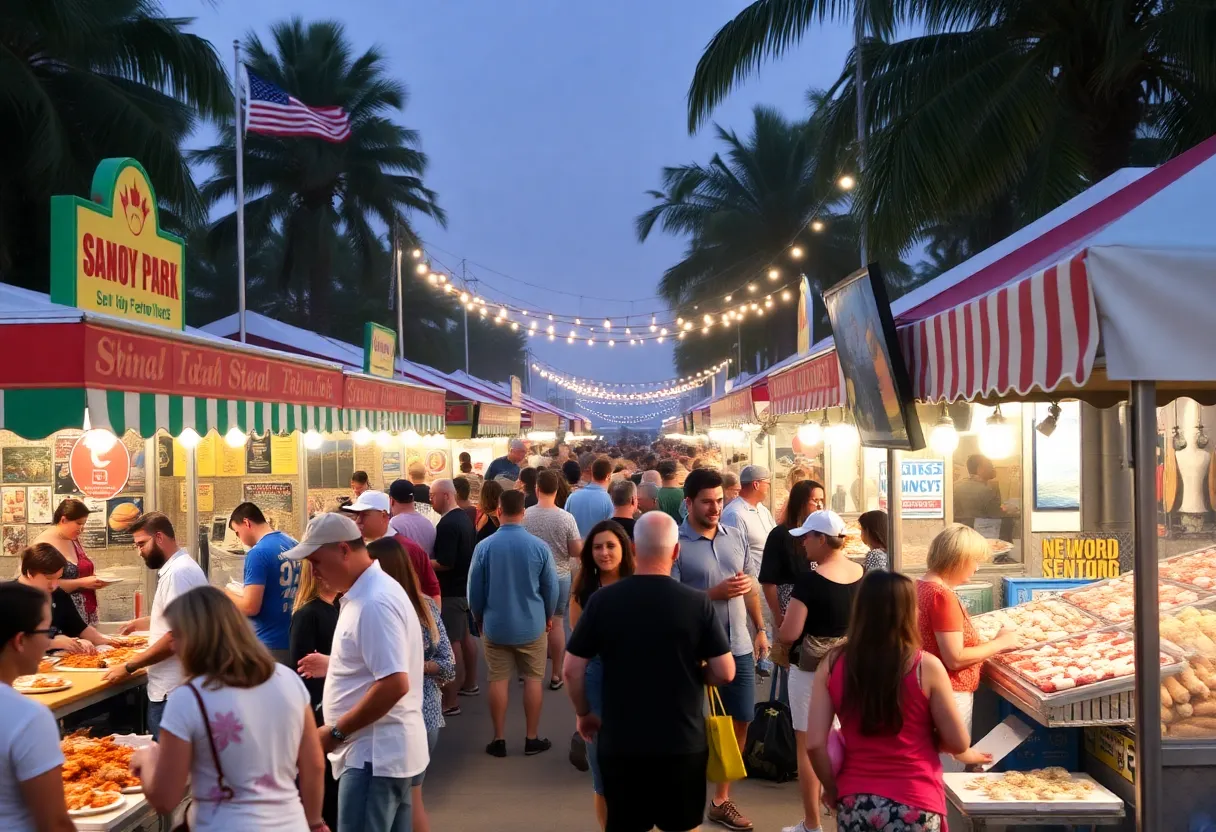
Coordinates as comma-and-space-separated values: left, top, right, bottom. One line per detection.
70, 434, 131, 499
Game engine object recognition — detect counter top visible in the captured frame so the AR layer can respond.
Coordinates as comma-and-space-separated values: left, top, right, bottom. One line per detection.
23, 669, 147, 719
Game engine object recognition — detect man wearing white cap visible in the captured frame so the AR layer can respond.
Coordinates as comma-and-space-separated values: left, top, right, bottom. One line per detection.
284, 512, 427, 832
342, 490, 440, 602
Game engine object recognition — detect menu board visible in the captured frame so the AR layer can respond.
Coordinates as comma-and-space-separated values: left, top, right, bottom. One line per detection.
180, 482, 215, 514
80, 497, 108, 549
244, 482, 294, 513
195, 434, 217, 477
219, 442, 245, 477
306, 440, 354, 489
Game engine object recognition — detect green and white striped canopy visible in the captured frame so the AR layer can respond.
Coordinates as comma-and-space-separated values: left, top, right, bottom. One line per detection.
339, 409, 444, 433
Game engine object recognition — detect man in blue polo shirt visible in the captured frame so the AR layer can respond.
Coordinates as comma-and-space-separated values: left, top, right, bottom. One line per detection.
563, 456, 614, 537
226, 502, 299, 664
671, 467, 767, 832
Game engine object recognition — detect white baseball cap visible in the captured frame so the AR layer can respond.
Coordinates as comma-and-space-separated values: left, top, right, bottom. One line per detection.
283, 512, 361, 561
789, 509, 848, 538
342, 491, 390, 513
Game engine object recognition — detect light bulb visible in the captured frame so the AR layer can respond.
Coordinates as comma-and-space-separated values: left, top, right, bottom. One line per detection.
587, 338, 594, 346
979, 407, 1015, 459
649, 324, 657, 332
608, 339, 615, 347
791, 246, 804, 259
567, 336, 574, 343
748, 284, 757, 293
427, 273, 438, 284
929, 413, 959, 456
436, 274, 447, 283
701, 326, 709, 334
352, 428, 373, 446
415, 263, 428, 275
177, 428, 202, 450
411, 248, 422, 259
479, 307, 487, 317
797, 421, 823, 446
575, 318, 582, 325
82, 428, 119, 454
603, 319, 611, 329
224, 427, 247, 448
459, 292, 469, 302
725, 294, 733, 303
302, 430, 324, 450
826, 420, 859, 446
374, 430, 393, 447
401, 429, 421, 445
511, 322, 519, 331
443, 284, 454, 293
782, 290, 792, 301
838, 174, 856, 190
768, 268, 779, 280
810, 220, 825, 233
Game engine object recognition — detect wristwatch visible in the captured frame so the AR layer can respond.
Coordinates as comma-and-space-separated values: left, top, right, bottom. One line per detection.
124, 662, 138, 676
330, 725, 348, 744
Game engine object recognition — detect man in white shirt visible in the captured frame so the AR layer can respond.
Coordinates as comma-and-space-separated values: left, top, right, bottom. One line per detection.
720, 465, 777, 565
285, 512, 426, 832
104, 512, 207, 739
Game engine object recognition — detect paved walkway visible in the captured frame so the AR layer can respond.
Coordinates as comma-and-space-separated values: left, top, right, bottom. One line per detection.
424, 659, 830, 831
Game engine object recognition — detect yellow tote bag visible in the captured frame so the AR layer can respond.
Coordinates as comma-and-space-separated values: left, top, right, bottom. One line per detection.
705, 686, 747, 783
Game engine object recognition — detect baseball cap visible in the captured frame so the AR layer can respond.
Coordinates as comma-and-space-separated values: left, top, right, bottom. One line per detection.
739, 465, 771, 485
388, 479, 415, 503
283, 512, 361, 561
789, 509, 848, 538
342, 490, 390, 513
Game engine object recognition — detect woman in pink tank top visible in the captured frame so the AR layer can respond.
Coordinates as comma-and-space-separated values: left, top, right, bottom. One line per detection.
806, 572, 985, 832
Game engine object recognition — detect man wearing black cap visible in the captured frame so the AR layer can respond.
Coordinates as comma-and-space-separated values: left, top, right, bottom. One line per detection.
388, 479, 436, 556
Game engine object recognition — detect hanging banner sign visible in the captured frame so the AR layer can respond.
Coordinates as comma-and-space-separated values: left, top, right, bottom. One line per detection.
50, 158, 186, 330
344, 375, 446, 417
82, 325, 342, 408
878, 459, 945, 519
475, 404, 521, 437
530, 411, 559, 431
768, 352, 843, 416
710, 388, 755, 427
1035, 532, 1131, 578
363, 322, 397, 379
510, 376, 523, 406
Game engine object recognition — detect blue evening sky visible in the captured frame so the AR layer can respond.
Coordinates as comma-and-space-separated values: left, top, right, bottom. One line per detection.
171, 0, 855, 404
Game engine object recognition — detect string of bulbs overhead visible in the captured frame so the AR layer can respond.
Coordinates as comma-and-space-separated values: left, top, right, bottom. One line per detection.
535, 361, 729, 402
529, 358, 730, 391
575, 399, 682, 425
401, 172, 859, 349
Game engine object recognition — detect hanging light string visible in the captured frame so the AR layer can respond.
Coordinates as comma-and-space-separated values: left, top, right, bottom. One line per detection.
575, 399, 683, 424
404, 171, 858, 347
529, 358, 730, 390
538, 363, 727, 401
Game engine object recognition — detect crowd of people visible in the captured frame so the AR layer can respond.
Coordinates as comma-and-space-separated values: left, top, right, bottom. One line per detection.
0, 435, 1026, 832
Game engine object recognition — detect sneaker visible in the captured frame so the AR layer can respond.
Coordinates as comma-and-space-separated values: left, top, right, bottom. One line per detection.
708, 800, 753, 831
442, 705, 461, 717
781, 823, 820, 832
485, 739, 507, 758
568, 732, 589, 771
458, 686, 480, 697
548, 678, 564, 691
524, 736, 552, 756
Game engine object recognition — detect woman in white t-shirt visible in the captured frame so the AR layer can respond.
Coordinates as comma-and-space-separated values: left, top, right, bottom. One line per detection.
0, 583, 75, 832
132, 586, 326, 832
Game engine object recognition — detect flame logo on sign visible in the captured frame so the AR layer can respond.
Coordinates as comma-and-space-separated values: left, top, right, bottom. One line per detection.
120, 182, 150, 236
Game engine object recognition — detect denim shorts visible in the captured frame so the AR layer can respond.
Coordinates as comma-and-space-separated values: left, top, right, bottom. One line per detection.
584, 657, 605, 795
337, 763, 413, 832
409, 726, 441, 787
555, 572, 572, 617
715, 652, 755, 723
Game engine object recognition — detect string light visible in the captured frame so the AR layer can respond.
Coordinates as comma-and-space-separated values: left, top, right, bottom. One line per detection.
790, 246, 804, 259
574, 399, 683, 425
838, 174, 856, 190
811, 220, 825, 233
768, 269, 779, 280
532, 359, 729, 401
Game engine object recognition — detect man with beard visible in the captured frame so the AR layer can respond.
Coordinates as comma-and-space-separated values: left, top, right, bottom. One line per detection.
103, 513, 207, 739
672, 468, 767, 831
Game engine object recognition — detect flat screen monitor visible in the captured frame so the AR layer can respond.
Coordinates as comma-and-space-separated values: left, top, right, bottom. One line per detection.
821, 263, 925, 450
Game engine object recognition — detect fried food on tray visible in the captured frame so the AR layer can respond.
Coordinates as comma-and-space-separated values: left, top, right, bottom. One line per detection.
37, 659, 58, 674
60, 732, 141, 791
64, 782, 123, 812
106, 635, 148, 649
101, 647, 140, 667
57, 653, 107, 669
961, 767, 1096, 800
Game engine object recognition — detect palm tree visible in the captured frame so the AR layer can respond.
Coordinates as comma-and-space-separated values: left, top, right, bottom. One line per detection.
0, 0, 229, 288
191, 18, 445, 327
687, 0, 1216, 255
637, 105, 865, 375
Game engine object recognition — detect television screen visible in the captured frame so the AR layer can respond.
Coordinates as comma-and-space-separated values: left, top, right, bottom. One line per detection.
821, 264, 925, 450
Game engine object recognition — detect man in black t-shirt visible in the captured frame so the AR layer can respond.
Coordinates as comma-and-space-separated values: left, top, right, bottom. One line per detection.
565, 511, 734, 832
430, 479, 480, 713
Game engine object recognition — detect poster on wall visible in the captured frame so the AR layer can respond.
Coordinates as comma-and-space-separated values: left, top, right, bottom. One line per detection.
1033, 401, 1081, 511
3, 447, 52, 484
463, 447, 494, 477
219, 442, 245, 477
180, 482, 214, 514
270, 435, 297, 475
246, 433, 272, 475
307, 440, 355, 489
54, 435, 80, 463
106, 497, 143, 547
2, 488, 27, 523
54, 462, 81, 495
157, 435, 175, 477
3, 524, 27, 555
424, 449, 449, 476
244, 482, 294, 533
382, 451, 402, 482
123, 434, 146, 492
195, 434, 217, 477
877, 460, 946, 519
26, 487, 52, 525
80, 498, 108, 549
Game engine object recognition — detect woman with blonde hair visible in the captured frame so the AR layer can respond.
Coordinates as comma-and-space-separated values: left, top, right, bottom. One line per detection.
917, 524, 1019, 769
132, 586, 326, 832
367, 538, 455, 832
289, 560, 339, 830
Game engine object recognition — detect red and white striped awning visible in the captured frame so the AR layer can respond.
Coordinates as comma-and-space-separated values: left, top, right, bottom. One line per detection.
768, 350, 846, 415
898, 252, 1098, 403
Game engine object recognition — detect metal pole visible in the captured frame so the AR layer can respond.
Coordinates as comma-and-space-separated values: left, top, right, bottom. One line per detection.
461, 259, 470, 374
233, 41, 247, 343
887, 448, 902, 570
1130, 380, 1161, 831
394, 220, 405, 364
853, 11, 867, 264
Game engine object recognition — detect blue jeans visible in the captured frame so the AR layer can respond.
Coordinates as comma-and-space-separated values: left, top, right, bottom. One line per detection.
147, 699, 166, 741
555, 573, 572, 617
409, 727, 441, 787
338, 763, 413, 832
584, 657, 604, 795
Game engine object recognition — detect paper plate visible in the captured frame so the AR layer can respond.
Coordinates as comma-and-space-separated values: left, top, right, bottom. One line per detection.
14, 676, 72, 694
67, 793, 126, 817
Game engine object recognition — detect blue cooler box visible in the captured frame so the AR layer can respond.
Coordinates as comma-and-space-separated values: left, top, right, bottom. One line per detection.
993, 700, 1080, 772
1003, 577, 1097, 606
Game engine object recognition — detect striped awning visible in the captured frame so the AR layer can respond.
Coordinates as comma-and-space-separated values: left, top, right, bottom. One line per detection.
768, 351, 846, 416
897, 252, 1097, 403
339, 409, 444, 433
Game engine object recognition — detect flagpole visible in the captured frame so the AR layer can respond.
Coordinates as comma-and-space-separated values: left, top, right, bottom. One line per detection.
234, 40, 247, 344
394, 217, 405, 365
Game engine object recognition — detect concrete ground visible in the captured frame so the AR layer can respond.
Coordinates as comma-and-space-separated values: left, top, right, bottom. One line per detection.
424, 658, 833, 832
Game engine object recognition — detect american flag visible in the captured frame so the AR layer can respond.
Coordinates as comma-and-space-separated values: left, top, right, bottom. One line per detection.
244, 70, 351, 142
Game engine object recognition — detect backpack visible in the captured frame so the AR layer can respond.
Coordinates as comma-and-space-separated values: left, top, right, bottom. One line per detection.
743, 667, 798, 782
